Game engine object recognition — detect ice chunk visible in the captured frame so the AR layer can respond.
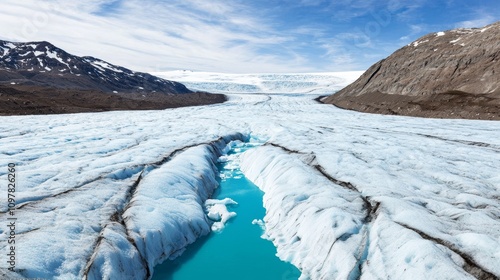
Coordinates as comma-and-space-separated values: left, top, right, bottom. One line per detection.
252, 219, 269, 239
205, 198, 238, 232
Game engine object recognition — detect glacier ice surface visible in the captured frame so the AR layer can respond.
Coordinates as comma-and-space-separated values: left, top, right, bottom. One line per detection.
152, 71, 363, 94
0, 76, 499, 279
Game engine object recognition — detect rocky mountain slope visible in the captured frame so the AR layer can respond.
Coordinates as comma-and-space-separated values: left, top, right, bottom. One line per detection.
0, 40, 226, 115
0, 40, 190, 94
323, 21, 500, 120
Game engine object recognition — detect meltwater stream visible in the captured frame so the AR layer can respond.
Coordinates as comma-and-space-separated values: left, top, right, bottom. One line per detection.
152, 140, 300, 280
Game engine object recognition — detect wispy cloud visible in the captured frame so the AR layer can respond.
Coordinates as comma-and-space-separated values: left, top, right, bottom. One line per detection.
0, 0, 313, 73
455, 14, 496, 28
399, 24, 427, 42
0, 0, 498, 73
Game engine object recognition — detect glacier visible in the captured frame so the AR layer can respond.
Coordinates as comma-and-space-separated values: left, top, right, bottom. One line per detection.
0, 73, 499, 279
152, 70, 364, 94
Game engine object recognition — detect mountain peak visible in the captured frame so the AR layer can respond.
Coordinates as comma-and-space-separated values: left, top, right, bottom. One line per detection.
0, 39, 191, 94
323, 21, 500, 120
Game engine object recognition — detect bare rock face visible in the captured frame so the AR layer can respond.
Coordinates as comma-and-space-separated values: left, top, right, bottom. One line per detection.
323, 21, 500, 120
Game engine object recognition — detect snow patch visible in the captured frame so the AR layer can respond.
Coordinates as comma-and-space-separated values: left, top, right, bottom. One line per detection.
90, 60, 124, 73
412, 39, 429, 47
5, 42, 16, 49
480, 26, 492, 32
46, 50, 71, 69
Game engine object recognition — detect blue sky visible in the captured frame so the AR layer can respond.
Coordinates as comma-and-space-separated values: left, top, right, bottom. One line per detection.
1, 0, 499, 73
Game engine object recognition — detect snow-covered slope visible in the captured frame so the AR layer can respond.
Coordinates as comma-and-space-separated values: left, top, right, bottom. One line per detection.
152, 70, 363, 94
1, 93, 499, 279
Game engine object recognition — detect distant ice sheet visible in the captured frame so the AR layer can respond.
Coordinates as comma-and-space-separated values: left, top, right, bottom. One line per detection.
152, 70, 363, 94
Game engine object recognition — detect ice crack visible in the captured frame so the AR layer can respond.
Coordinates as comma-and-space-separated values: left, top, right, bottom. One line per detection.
395, 222, 497, 280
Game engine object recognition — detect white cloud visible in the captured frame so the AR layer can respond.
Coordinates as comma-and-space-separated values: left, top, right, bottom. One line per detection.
0, 0, 316, 73
399, 24, 427, 42
455, 14, 496, 29
315, 35, 367, 70
3, 0, 493, 74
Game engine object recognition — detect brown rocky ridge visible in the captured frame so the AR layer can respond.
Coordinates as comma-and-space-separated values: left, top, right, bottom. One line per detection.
322, 21, 500, 120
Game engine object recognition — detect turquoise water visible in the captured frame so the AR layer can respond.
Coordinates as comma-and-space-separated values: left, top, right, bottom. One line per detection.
152, 142, 300, 280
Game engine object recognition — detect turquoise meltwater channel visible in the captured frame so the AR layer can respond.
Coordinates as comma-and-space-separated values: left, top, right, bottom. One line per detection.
152, 139, 300, 280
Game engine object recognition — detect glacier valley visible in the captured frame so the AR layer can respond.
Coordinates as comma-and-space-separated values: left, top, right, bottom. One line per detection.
152, 139, 300, 279
0, 73, 499, 279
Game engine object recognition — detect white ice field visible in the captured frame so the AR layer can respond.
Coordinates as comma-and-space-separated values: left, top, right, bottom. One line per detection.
1, 72, 499, 279
153, 71, 364, 94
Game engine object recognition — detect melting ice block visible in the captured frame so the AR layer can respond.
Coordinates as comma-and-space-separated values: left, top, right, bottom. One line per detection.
205, 198, 238, 232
